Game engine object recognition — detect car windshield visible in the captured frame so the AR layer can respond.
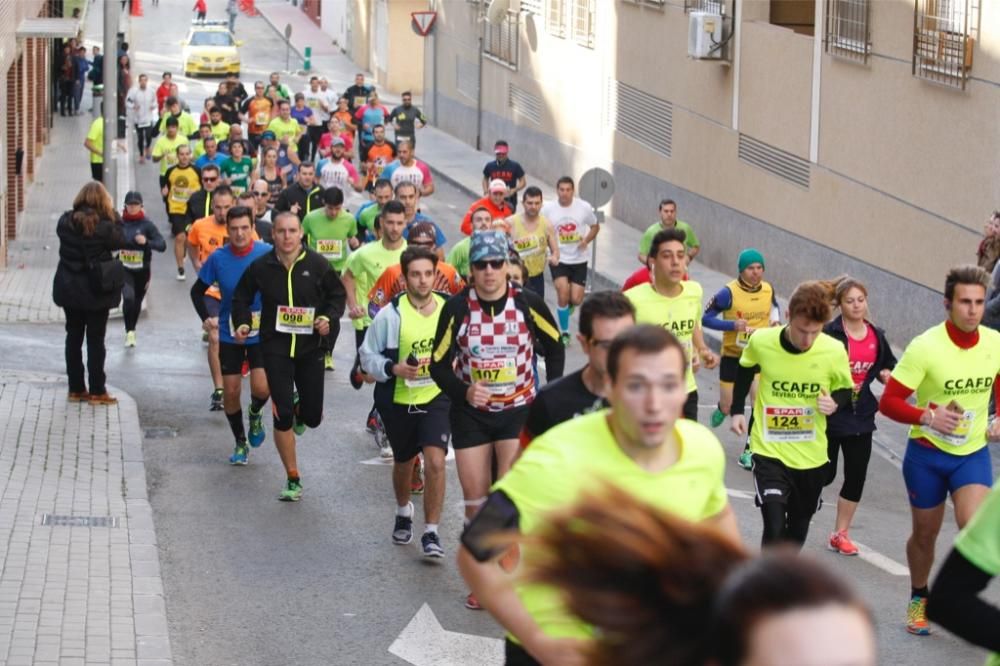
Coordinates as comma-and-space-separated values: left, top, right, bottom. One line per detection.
189, 31, 233, 47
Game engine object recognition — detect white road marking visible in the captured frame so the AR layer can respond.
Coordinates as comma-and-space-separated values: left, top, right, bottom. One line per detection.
389, 603, 503, 666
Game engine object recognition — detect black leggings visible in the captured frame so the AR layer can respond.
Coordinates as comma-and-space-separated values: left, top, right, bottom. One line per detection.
121, 268, 150, 332
307, 125, 325, 162
761, 501, 812, 549
825, 432, 873, 503
64, 308, 110, 395
264, 349, 325, 432
135, 125, 153, 155
58, 81, 75, 114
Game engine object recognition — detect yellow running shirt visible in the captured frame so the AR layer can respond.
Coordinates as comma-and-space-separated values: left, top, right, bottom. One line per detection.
266, 116, 302, 144
394, 294, 446, 406
152, 135, 190, 176
164, 165, 201, 216
891, 323, 1000, 456
626, 281, 703, 393
509, 215, 552, 278
494, 410, 728, 642
740, 327, 853, 469
722, 279, 776, 358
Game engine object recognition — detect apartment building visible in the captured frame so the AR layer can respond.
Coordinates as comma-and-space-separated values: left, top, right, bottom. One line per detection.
421, 0, 999, 342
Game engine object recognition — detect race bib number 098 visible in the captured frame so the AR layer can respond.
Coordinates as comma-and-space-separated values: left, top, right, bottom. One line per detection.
275, 306, 315, 335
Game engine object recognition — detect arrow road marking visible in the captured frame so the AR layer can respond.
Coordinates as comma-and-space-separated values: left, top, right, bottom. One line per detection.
389, 603, 504, 666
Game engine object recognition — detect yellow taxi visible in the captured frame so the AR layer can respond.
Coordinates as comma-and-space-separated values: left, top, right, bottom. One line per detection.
181, 21, 243, 78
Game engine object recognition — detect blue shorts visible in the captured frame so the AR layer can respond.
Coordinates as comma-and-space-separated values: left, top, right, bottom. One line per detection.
902, 439, 993, 509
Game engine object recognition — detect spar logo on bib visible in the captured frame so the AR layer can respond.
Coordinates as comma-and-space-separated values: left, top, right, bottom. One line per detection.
943, 376, 994, 396
770, 380, 822, 399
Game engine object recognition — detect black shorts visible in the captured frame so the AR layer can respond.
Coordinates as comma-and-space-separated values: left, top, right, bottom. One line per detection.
549, 262, 588, 287
683, 390, 699, 421
450, 402, 529, 450
218, 341, 265, 376
169, 213, 189, 236
752, 453, 827, 515
383, 393, 451, 463
504, 639, 540, 666
720, 355, 759, 383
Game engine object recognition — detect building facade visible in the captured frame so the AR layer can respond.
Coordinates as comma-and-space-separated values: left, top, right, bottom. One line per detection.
422, 0, 1000, 342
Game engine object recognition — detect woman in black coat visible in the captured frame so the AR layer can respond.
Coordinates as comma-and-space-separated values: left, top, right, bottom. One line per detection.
52, 181, 124, 405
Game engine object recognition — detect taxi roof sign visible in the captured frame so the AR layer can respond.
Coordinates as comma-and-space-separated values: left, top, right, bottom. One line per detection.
411, 11, 437, 37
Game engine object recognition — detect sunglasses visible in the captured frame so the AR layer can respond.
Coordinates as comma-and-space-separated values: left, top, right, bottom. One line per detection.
252, 191, 269, 197
202, 176, 218, 182
409, 239, 435, 248
472, 259, 505, 271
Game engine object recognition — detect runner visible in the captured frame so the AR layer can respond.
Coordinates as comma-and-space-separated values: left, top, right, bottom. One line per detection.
388, 91, 427, 148
637, 199, 700, 264
381, 140, 435, 197
160, 139, 201, 281
273, 162, 323, 221
367, 222, 464, 320
702, 248, 781, 468
231, 211, 347, 501
395, 181, 446, 256
302, 77, 330, 162
316, 138, 362, 193
521, 290, 634, 445
448, 208, 492, 281
194, 137, 226, 171
625, 228, 719, 421
354, 92, 389, 156
360, 125, 396, 193
249, 179, 274, 239
481, 140, 526, 213
241, 80, 274, 151
302, 187, 360, 370
728, 280, 853, 549
156, 96, 197, 140
252, 143, 286, 205
119, 191, 166, 348
823, 277, 896, 556
185, 163, 219, 234
290, 92, 318, 161
192, 124, 214, 161
190, 206, 272, 465
316, 116, 354, 161
187, 186, 238, 411
506, 186, 558, 297
878, 265, 1000, 636
207, 106, 230, 143
343, 73, 373, 115
220, 140, 253, 195
360, 246, 449, 557
459, 179, 512, 235
355, 178, 393, 242
266, 99, 301, 147
541, 176, 599, 346
458, 324, 738, 659
430, 230, 565, 610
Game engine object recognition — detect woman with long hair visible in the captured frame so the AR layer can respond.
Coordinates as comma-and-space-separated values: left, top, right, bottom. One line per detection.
252, 146, 284, 207
530, 485, 877, 666
823, 277, 896, 555
52, 181, 124, 405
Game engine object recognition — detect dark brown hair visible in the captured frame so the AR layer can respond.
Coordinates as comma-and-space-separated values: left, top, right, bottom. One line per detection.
70, 206, 100, 237
944, 265, 990, 301
72, 181, 116, 224
400, 246, 438, 275
787, 280, 839, 323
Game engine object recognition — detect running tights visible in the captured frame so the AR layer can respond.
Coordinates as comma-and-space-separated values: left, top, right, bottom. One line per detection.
760, 502, 811, 549
826, 432, 872, 503
121, 268, 150, 332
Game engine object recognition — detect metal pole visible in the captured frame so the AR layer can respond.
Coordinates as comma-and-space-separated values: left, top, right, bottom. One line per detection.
285, 39, 290, 72
475, 32, 483, 151
431, 0, 438, 125
102, 0, 118, 203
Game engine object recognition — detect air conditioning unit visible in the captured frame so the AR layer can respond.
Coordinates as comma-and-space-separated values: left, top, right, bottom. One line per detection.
688, 11, 723, 59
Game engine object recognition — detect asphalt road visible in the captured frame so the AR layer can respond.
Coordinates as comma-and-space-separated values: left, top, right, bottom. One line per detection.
1, 2, 996, 664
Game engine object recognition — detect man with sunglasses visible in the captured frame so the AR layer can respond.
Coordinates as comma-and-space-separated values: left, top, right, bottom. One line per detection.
430, 230, 565, 610
521, 291, 635, 446
185, 163, 221, 237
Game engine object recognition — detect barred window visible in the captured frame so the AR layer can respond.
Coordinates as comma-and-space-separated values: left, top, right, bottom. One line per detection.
572, 0, 596, 47
520, 0, 543, 14
485, 9, 520, 69
824, 0, 870, 62
684, 0, 723, 12
913, 0, 979, 90
547, 0, 567, 37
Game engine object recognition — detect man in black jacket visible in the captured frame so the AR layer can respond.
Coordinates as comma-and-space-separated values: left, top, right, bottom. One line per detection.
273, 162, 323, 221
232, 211, 347, 502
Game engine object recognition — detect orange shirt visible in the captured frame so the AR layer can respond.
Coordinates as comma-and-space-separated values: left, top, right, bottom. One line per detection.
460, 196, 513, 235
364, 143, 397, 187
246, 97, 274, 135
367, 261, 465, 318
187, 217, 259, 299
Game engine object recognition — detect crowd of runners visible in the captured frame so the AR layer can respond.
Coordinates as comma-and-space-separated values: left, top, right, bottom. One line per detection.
75, 61, 1000, 666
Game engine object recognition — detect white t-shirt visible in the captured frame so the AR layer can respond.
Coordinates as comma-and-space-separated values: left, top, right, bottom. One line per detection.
541, 197, 598, 265
317, 158, 360, 191
303, 89, 329, 122
321, 89, 339, 122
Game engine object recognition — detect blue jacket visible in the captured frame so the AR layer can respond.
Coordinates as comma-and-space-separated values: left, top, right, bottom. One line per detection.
824, 315, 897, 436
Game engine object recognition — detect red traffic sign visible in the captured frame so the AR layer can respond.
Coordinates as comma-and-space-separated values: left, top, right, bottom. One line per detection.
411, 11, 437, 37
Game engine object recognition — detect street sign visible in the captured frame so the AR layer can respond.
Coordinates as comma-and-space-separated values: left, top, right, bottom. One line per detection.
578, 167, 615, 209
411, 11, 437, 36
284, 22, 292, 38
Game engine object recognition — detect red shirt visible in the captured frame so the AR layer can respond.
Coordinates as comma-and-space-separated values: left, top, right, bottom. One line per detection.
622, 266, 651, 291
847, 323, 878, 392
460, 196, 513, 235
156, 83, 171, 113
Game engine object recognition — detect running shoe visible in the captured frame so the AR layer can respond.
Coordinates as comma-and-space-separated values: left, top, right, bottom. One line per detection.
366, 407, 378, 434
124, 330, 137, 348
247, 408, 265, 448
324, 352, 334, 372
393, 513, 414, 545
829, 530, 859, 556
241, 359, 249, 378
350, 359, 364, 390
67, 392, 90, 402
738, 447, 753, 470
710, 406, 726, 428
176, 267, 186, 281
229, 442, 249, 466
411, 457, 424, 495
210, 389, 224, 412
279, 479, 303, 502
421, 531, 444, 558
292, 392, 306, 435
88, 393, 118, 406
560, 332, 571, 347
465, 593, 483, 610
906, 596, 931, 635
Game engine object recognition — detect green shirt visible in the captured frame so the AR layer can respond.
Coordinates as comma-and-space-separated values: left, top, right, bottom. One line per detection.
357, 203, 381, 234
344, 240, 406, 330
220, 156, 253, 195
626, 281, 704, 393
152, 134, 190, 176
267, 116, 301, 144
740, 327, 853, 469
954, 481, 1000, 666
158, 111, 198, 138
495, 410, 728, 642
86, 118, 103, 164
639, 220, 699, 257
446, 237, 471, 279
302, 209, 358, 273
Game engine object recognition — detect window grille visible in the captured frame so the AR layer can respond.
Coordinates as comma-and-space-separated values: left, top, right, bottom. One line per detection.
913, 0, 978, 89
684, 0, 723, 13
485, 9, 520, 69
520, 0, 543, 14
572, 0, 596, 47
547, 0, 567, 37
824, 0, 870, 62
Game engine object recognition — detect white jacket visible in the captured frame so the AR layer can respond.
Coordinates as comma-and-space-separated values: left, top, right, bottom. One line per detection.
126, 85, 158, 127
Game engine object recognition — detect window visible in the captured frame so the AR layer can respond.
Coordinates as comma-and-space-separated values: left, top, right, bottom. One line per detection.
684, 0, 723, 12
913, 0, 978, 89
189, 31, 234, 47
824, 0, 870, 62
770, 0, 815, 36
572, 0, 596, 47
485, 9, 520, 69
520, 0, 543, 14
547, 0, 567, 37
